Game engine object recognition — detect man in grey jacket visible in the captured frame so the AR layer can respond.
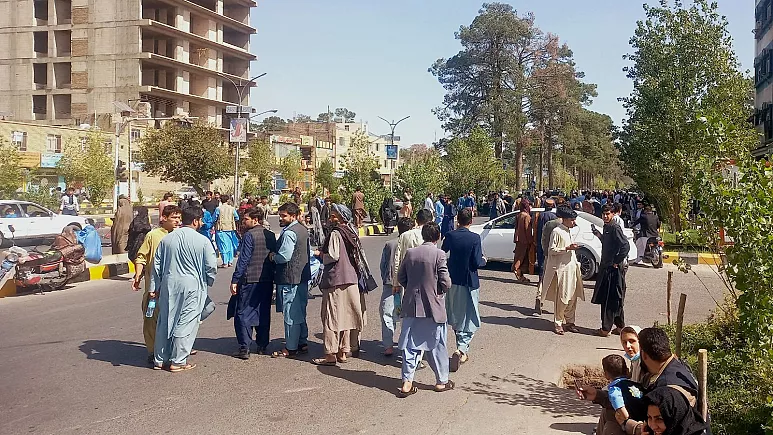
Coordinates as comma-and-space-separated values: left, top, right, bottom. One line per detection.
396, 222, 454, 397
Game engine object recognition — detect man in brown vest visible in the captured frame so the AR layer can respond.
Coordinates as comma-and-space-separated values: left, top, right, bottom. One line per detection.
214, 194, 240, 267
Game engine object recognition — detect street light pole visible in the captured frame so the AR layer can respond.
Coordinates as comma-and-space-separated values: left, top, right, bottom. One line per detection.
218, 72, 267, 202
378, 115, 410, 193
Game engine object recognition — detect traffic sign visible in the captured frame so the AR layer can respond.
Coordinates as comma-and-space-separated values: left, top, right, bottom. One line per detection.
226, 105, 253, 115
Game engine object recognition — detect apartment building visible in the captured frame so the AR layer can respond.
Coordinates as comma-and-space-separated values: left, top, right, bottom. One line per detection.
755, 0, 773, 157
335, 122, 401, 185
0, 0, 256, 129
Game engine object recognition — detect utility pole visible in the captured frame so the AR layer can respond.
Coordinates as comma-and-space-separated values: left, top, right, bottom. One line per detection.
378, 115, 410, 193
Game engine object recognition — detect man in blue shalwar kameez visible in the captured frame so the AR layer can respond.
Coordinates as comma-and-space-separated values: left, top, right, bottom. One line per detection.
213, 194, 240, 268
441, 208, 487, 373
230, 207, 277, 359
152, 206, 218, 372
270, 202, 311, 359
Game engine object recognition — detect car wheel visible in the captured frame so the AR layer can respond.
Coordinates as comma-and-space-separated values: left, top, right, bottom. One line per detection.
576, 248, 598, 281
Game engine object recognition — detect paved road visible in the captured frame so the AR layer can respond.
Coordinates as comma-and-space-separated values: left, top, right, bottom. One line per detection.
0, 223, 727, 435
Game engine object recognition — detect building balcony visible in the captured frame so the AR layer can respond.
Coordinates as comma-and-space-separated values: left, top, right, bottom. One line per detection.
152, 0, 256, 34
140, 20, 256, 61
140, 85, 232, 108
141, 53, 248, 83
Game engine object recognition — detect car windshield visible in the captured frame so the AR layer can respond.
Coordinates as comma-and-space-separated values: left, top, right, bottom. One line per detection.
20, 203, 51, 217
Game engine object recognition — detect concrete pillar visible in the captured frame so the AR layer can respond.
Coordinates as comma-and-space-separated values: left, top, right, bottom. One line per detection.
176, 8, 190, 33
216, 0, 223, 15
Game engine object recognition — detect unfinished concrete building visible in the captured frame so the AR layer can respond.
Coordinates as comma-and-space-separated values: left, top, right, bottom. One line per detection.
0, 0, 257, 128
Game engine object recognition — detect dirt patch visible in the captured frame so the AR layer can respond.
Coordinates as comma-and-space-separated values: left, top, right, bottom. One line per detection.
561, 364, 607, 390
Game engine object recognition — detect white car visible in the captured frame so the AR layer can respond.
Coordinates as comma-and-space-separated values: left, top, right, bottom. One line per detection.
469, 209, 638, 280
0, 200, 88, 247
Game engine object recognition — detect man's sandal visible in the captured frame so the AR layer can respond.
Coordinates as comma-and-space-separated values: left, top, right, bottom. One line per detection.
397, 386, 419, 398
434, 380, 455, 392
168, 363, 196, 372
271, 349, 297, 358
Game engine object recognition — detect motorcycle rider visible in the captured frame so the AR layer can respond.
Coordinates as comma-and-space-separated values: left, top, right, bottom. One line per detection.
632, 205, 660, 265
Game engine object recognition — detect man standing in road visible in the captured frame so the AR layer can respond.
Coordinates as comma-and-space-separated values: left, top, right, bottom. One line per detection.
230, 207, 277, 359
152, 206, 218, 372
255, 196, 272, 230
214, 194, 240, 268
633, 205, 660, 265
592, 205, 630, 337
60, 187, 79, 216
423, 192, 435, 218
352, 186, 366, 228
464, 190, 476, 215
201, 191, 219, 215
441, 209, 486, 372
133, 205, 181, 366
543, 207, 584, 335
393, 209, 433, 290
158, 192, 174, 217
270, 203, 311, 359
434, 194, 444, 225
534, 198, 558, 315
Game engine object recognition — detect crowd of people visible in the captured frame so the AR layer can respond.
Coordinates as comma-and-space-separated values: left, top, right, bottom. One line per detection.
114, 184, 705, 434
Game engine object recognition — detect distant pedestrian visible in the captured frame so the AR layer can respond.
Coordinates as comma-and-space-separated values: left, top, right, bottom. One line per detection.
543, 207, 584, 335
511, 198, 533, 283
423, 193, 434, 218
396, 222, 453, 397
132, 205, 181, 366
230, 207, 277, 359
352, 186, 366, 228
158, 192, 174, 217
111, 195, 132, 254
441, 209, 486, 372
60, 187, 79, 216
255, 196, 272, 230
440, 195, 456, 238
126, 206, 151, 263
292, 187, 302, 205
270, 202, 311, 359
379, 217, 413, 357
312, 204, 366, 366
152, 206, 217, 372
214, 194, 240, 268
434, 195, 444, 225
201, 191, 219, 215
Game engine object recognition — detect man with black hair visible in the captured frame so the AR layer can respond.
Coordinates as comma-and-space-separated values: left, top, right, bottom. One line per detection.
214, 194, 240, 268
152, 206, 217, 372
230, 207, 277, 359
592, 204, 630, 337
379, 217, 414, 357
201, 191, 218, 215
392, 208, 434, 294
270, 202, 311, 359
442, 208, 486, 371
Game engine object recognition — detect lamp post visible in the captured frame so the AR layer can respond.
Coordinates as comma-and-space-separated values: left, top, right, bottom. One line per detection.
378, 115, 410, 193
218, 72, 267, 202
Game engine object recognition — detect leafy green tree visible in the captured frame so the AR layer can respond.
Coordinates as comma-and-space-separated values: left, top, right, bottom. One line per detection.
0, 136, 23, 198
139, 122, 232, 195
340, 131, 386, 220
317, 112, 333, 122
444, 127, 507, 200
315, 158, 338, 194
293, 114, 313, 123
257, 116, 287, 133
394, 147, 447, 200
618, 0, 753, 230
277, 150, 302, 189
334, 107, 356, 123
57, 130, 114, 205
243, 139, 275, 193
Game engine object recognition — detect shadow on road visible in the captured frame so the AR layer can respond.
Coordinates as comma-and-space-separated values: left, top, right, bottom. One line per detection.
78, 339, 148, 368
315, 365, 402, 395
549, 422, 596, 434
461, 373, 597, 418
480, 315, 555, 333
480, 300, 537, 317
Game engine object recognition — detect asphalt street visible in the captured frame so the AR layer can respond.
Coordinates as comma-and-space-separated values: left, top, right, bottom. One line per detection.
0, 219, 727, 435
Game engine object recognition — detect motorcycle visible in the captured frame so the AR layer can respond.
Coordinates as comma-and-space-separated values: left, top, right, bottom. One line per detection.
627, 220, 664, 269
4, 225, 80, 293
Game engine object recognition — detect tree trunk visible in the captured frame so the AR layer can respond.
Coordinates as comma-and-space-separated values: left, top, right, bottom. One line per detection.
538, 126, 544, 192
547, 123, 554, 189
514, 140, 524, 192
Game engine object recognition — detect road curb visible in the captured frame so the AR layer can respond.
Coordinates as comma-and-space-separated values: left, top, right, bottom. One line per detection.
358, 224, 385, 237
0, 254, 134, 298
662, 251, 723, 265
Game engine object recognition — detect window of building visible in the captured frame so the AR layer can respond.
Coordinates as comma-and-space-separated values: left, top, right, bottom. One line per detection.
104, 141, 113, 154
344, 125, 349, 131
12, 131, 28, 151
375, 143, 379, 152
338, 137, 346, 148
130, 129, 141, 141
131, 150, 142, 163
391, 160, 395, 169
79, 136, 87, 150
46, 134, 62, 153
384, 160, 387, 168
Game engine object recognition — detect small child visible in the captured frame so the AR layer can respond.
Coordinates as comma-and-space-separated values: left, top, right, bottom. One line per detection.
601, 354, 647, 434
379, 217, 414, 357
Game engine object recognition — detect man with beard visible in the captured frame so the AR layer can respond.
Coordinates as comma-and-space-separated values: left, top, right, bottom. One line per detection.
592, 205, 630, 337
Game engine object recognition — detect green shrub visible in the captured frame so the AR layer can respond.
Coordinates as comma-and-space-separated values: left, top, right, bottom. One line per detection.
663, 303, 773, 435
17, 188, 60, 211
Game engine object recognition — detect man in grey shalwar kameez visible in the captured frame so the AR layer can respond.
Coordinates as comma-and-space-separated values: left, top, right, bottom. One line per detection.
152, 206, 218, 371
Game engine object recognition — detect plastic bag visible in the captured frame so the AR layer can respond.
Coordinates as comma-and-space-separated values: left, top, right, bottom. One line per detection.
77, 225, 102, 263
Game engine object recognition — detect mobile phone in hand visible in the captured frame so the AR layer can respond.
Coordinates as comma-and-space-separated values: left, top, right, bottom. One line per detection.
574, 380, 585, 399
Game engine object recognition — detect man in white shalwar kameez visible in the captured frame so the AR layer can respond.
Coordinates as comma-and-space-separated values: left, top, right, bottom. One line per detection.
153, 206, 218, 371
542, 207, 584, 335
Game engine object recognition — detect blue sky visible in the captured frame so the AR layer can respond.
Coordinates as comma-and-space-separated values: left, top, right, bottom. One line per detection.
249, 0, 753, 147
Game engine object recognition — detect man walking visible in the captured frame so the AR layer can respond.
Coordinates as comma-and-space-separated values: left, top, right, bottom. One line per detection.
352, 186, 366, 228
152, 206, 217, 371
270, 203, 311, 358
393, 209, 433, 289
214, 194, 240, 268
255, 196, 272, 230
633, 205, 660, 265
423, 193, 435, 218
230, 207, 277, 359
379, 217, 413, 357
201, 191, 219, 215
60, 187, 80, 216
441, 209, 486, 372
133, 205, 181, 366
592, 205, 630, 337
543, 207, 584, 335
534, 198, 559, 315
434, 194, 444, 225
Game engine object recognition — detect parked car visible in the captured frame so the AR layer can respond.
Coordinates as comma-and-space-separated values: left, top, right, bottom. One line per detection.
175, 186, 200, 201
0, 200, 88, 247
468, 208, 637, 280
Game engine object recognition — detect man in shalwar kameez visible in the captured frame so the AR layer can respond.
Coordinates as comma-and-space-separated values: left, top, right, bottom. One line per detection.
270, 202, 311, 359
214, 194, 240, 268
152, 206, 218, 371
441, 209, 486, 372
591, 204, 630, 337
542, 206, 585, 335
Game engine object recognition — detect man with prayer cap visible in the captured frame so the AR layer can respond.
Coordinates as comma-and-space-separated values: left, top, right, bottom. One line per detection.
542, 206, 584, 335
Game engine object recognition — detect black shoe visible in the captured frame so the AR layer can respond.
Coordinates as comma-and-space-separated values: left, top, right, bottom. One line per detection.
233, 348, 250, 360
534, 298, 542, 316
351, 349, 360, 358
449, 352, 461, 373
146, 355, 154, 367
255, 347, 267, 355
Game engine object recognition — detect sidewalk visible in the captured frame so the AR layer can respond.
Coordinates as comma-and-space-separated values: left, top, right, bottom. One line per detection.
663, 251, 723, 266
